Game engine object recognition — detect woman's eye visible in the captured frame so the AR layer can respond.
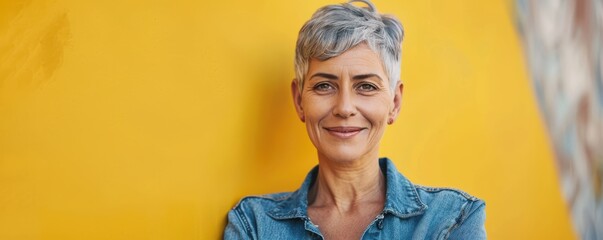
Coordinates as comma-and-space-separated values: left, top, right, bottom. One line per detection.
357, 83, 378, 92
314, 83, 334, 92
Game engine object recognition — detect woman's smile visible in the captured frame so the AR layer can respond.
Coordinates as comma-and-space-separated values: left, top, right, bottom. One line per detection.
323, 126, 367, 139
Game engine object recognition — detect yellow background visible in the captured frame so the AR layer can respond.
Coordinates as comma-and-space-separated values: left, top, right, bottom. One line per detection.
0, 0, 576, 239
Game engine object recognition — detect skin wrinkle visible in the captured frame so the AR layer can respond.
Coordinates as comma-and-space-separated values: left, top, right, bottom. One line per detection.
311, 150, 385, 210
291, 43, 403, 239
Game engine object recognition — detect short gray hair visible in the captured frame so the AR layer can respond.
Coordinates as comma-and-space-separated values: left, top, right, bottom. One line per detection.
294, 0, 404, 92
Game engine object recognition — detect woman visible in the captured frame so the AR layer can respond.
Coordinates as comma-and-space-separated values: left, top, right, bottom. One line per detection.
224, 0, 486, 239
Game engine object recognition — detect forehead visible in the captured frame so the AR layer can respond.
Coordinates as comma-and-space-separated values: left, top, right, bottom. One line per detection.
307, 44, 386, 76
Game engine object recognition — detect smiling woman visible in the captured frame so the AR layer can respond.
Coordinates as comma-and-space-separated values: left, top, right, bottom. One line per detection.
294, 44, 397, 165
224, 0, 486, 239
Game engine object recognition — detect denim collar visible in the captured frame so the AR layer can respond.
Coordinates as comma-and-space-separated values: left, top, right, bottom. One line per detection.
267, 158, 427, 220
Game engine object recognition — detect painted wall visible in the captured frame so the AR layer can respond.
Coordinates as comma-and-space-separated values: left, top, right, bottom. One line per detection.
0, 0, 576, 239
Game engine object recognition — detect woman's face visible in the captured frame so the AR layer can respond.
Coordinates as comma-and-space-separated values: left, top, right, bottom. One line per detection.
292, 44, 403, 163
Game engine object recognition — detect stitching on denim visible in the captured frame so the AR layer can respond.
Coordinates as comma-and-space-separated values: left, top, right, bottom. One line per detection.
233, 193, 293, 209
381, 182, 427, 218
409, 184, 428, 209
441, 200, 470, 240
234, 206, 254, 238
413, 184, 479, 201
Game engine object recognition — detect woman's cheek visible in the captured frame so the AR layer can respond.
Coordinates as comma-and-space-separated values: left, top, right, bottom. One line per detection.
304, 96, 331, 119
359, 97, 390, 124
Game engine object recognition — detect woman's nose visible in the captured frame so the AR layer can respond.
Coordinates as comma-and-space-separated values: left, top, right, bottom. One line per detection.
332, 90, 357, 118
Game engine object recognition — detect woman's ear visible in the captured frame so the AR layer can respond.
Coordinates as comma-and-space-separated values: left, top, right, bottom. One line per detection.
291, 79, 305, 122
388, 81, 403, 125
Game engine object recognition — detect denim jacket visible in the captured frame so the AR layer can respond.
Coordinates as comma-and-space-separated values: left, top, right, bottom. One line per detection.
224, 158, 486, 239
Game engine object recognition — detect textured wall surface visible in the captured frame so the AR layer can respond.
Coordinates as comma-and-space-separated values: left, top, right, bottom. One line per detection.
515, 0, 603, 239
0, 0, 576, 239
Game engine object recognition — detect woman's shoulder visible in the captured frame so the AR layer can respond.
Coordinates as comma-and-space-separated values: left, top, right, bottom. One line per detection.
231, 192, 293, 209
225, 192, 300, 239
413, 184, 483, 203
229, 191, 301, 217
410, 184, 486, 238
381, 157, 485, 211
412, 184, 485, 216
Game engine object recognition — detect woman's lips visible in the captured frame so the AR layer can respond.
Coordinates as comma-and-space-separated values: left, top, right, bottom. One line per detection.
324, 126, 365, 138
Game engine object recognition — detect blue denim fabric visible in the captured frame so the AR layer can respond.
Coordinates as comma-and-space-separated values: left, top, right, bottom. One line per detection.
224, 158, 486, 239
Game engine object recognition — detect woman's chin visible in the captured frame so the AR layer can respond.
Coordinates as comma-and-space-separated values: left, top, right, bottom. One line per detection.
317, 147, 373, 165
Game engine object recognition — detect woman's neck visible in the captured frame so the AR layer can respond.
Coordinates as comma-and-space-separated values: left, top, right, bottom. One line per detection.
308, 153, 386, 213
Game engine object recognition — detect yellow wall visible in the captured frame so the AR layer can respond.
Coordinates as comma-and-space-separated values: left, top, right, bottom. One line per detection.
0, 0, 576, 239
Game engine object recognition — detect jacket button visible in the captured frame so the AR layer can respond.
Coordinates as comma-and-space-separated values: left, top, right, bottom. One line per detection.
377, 219, 384, 230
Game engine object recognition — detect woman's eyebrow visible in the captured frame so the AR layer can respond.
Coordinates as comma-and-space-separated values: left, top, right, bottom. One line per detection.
309, 72, 338, 80
309, 73, 383, 81
352, 73, 383, 82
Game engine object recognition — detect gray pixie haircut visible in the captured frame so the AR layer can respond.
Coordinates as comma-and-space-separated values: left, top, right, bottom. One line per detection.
294, 0, 404, 92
